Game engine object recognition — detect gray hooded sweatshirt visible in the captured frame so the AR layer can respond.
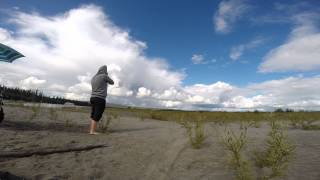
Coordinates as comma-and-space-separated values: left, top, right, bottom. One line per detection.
91, 65, 114, 99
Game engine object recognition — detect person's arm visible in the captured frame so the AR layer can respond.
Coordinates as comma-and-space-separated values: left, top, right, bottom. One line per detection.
105, 75, 114, 85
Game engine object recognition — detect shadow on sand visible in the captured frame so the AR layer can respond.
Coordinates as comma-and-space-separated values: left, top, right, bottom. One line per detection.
0, 171, 27, 180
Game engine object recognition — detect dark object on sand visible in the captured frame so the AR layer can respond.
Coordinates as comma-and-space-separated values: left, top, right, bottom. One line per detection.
0, 144, 108, 159
0, 171, 26, 180
0, 107, 4, 123
0, 43, 24, 63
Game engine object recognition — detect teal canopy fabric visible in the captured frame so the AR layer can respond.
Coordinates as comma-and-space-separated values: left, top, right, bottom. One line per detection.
0, 43, 24, 63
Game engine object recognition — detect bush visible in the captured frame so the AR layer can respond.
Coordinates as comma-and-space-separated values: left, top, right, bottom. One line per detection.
178, 115, 206, 149
290, 117, 320, 130
254, 121, 295, 179
222, 126, 252, 180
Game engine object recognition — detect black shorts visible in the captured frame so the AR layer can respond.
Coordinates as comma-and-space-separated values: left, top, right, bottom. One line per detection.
90, 97, 106, 122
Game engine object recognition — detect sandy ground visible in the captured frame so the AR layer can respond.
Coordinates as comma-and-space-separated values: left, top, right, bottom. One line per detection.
0, 106, 320, 180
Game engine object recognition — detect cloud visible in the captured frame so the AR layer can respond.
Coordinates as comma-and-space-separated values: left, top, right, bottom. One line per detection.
250, 2, 314, 25
137, 87, 151, 98
230, 37, 265, 60
19, 76, 46, 89
211, 59, 217, 63
259, 13, 320, 72
154, 75, 320, 111
246, 75, 320, 109
191, 54, 207, 64
180, 75, 320, 111
0, 5, 184, 102
214, 0, 250, 33
160, 100, 182, 108
184, 81, 234, 104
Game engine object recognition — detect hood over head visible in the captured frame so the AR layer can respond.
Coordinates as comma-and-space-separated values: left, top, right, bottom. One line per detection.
97, 65, 108, 75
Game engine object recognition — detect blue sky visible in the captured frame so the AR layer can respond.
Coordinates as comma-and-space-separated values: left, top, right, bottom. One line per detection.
0, 0, 311, 85
0, 0, 320, 110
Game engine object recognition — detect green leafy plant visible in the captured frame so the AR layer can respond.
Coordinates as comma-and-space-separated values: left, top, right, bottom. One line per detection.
254, 121, 295, 180
179, 115, 206, 149
222, 126, 253, 180
250, 120, 261, 128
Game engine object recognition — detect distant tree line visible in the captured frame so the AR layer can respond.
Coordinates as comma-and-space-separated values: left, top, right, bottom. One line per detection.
274, 108, 294, 112
0, 85, 90, 106
255, 108, 303, 113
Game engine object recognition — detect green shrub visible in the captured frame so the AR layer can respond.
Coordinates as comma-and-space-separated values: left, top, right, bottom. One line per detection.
254, 121, 295, 179
290, 117, 320, 130
222, 126, 252, 180
179, 115, 206, 149
150, 112, 166, 121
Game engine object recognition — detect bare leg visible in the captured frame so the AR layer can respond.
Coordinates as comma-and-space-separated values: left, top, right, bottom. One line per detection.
89, 119, 99, 135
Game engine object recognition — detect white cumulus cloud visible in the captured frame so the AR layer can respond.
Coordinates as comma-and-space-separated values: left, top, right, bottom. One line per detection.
0, 5, 184, 102
19, 76, 46, 90
259, 13, 320, 72
191, 54, 207, 64
137, 87, 151, 98
214, 0, 250, 33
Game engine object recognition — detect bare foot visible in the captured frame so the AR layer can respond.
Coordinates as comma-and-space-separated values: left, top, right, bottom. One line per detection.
89, 132, 100, 135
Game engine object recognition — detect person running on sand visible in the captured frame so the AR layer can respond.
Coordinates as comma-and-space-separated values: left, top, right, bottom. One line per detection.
89, 65, 114, 135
